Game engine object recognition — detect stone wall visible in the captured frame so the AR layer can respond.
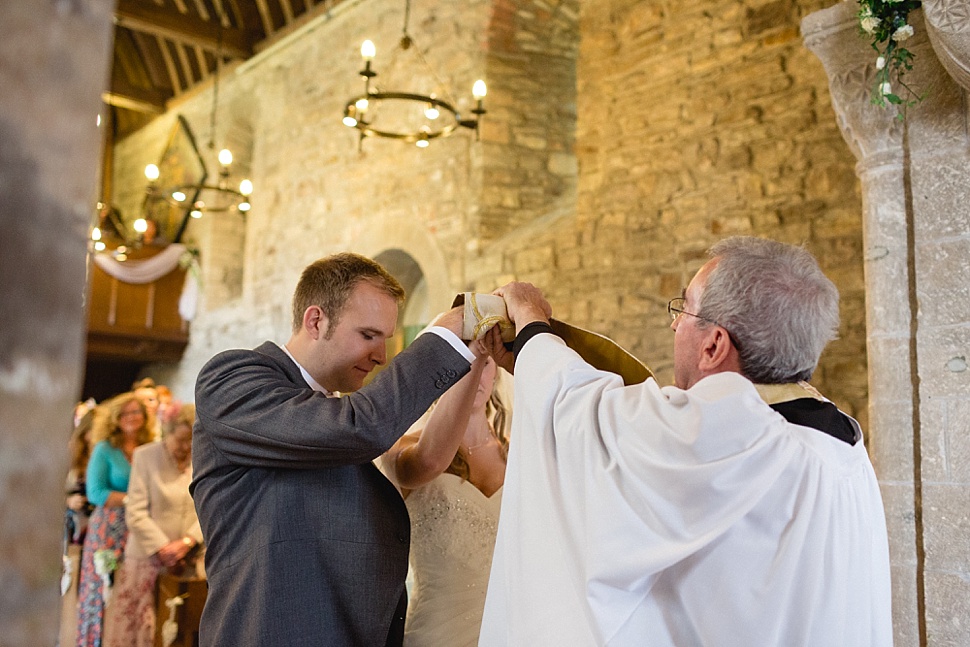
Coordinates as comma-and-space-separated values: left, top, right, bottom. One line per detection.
473, 0, 868, 427
122, 0, 864, 416
113, 0, 580, 399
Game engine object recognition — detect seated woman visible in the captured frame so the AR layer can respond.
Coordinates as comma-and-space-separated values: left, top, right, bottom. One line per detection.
104, 403, 203, 647
382, 330, 511, 646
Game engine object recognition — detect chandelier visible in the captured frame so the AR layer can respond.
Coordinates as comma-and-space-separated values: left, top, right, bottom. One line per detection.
143, 17, 252, 222
143, 147, 253, 220
342, 0, 486, 148
90, 15, 251, 260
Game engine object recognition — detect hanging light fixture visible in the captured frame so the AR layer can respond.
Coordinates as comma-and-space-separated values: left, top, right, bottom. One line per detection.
143, 17, 253, 218
342, 0, 486, 148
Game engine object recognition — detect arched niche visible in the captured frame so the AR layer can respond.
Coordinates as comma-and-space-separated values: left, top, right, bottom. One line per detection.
374, 249, 435, 363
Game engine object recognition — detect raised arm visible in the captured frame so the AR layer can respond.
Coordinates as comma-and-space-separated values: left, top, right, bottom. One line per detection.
385, 342, 488, 491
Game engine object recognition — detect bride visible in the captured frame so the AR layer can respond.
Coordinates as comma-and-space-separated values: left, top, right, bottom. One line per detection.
381, 330, 511, 646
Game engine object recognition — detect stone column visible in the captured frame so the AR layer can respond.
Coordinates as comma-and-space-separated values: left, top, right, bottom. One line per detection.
0, 0, 114, 644
803, 3, 970, 646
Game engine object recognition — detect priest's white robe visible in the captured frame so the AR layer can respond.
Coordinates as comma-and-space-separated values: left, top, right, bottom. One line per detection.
479, 333, 892, 646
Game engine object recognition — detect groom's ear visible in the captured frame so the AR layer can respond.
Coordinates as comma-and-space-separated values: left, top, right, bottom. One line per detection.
304, 306, 329, 340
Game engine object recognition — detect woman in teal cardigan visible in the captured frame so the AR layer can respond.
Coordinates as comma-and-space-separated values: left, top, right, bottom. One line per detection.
76, 392, 154, 647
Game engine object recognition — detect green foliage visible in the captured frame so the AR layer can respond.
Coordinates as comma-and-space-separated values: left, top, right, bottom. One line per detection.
857, 0, 924, 116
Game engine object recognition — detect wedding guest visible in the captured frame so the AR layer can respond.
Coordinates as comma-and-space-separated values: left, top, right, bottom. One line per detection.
60, 408, 96, 647
66, 409, 96, 546
382, 331, 511, 646
104, 403, 203, 647
132, 378, 161, 438
76, 393, 154, 647
155, 385, 173, 425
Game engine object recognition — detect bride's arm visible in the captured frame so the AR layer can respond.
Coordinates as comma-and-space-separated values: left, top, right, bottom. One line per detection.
383, 343, 487, 490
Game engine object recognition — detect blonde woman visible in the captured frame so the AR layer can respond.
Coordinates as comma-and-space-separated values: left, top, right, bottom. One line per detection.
76, 393, 154, 647
382, 329, 511, 646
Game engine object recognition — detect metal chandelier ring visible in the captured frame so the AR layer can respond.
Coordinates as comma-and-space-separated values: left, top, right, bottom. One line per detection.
343, 91, 467, 142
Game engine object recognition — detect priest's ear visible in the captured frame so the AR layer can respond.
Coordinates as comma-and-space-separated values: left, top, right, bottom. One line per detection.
697, 326, 741, 375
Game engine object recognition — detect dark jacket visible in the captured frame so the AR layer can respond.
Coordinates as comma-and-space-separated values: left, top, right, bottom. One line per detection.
191, 335, 468, 646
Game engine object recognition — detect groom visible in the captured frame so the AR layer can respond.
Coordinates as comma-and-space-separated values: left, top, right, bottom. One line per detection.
191, 253, 474, 646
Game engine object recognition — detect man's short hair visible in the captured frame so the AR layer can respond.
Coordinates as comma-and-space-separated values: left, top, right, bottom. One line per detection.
291, 253, 405, 336
698, 237, 840, 384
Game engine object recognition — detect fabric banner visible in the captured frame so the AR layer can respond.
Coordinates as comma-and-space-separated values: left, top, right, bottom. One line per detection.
92, 244, 187, 284
91, 244, 200, 322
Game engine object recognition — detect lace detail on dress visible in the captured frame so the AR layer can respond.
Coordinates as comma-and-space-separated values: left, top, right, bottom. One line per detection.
404, 473, 502, 647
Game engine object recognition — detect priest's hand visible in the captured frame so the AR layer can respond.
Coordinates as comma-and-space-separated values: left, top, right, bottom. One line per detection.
494, 282, 551, 332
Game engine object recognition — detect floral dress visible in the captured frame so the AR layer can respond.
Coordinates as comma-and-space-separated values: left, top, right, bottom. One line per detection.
76, 506, 127, 646
76, 441, 131, 647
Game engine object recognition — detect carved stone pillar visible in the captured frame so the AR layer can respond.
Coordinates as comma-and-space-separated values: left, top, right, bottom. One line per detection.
804, 3, 970, 646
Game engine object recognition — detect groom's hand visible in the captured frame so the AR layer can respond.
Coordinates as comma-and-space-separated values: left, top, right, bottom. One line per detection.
431, 306, 464, 337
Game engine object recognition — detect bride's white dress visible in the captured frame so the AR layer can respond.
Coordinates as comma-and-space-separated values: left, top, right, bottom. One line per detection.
404, 472, 502, 647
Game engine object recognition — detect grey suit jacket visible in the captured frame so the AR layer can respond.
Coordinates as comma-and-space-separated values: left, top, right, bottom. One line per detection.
191, 333, 469, 646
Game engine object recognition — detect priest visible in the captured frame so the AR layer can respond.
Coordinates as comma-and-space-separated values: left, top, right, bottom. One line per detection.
479, 236, 892, 646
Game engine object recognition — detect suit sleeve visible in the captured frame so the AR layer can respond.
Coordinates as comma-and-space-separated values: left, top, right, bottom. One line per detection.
194, 333, 470, 469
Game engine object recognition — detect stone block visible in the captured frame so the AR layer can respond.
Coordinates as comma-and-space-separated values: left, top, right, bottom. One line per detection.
922, 484, 970, 573
915, 238, 970, 328
867, 335, 914, 405
864, 250, 913, 336
919, 396, 950, 483
880, 483, 918, 567
911, 154, 970, 241
889, 564, 920, 647
868, 398, 915, 481
943, 398, 970, 483
916, 326, 970, 399
924, 570, 970, 646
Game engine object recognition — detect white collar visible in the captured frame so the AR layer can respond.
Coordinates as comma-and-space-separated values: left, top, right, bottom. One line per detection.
278, 343, 334, 397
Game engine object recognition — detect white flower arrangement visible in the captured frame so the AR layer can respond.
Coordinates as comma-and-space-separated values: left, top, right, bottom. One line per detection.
93, 549, 119, 606
92, 549, 118, 576
856, 0, 923, 113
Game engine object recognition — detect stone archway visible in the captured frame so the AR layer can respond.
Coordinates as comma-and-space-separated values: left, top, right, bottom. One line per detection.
374, 248, 434, 359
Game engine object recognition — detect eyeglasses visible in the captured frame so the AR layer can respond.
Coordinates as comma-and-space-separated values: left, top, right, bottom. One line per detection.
667, 297, 741, 350
667, 297, 707, 324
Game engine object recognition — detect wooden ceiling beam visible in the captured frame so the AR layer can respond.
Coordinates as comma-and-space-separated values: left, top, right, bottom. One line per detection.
102, 76, 169, 114
254, 0, 275, 36
114, 0, 255, 60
